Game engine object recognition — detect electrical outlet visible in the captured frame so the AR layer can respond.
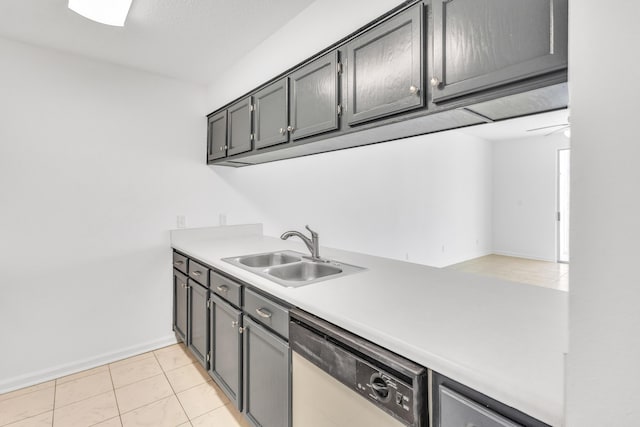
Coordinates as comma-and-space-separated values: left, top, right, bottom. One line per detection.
177, 215, 186, 229
219, 213, 227, 226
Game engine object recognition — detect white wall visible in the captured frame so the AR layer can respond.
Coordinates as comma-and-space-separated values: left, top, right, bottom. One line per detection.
215, 131, 493, 268
566, 2, 640, 426
0, 37, 259, 392
207, 0, 401, 108
492, 134, 570, 261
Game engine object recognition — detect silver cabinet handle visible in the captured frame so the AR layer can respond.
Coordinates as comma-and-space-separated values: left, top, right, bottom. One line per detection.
216, 285, 229, 294
287, 125, 294, 132
192, 271, 202, 277
174, 260, 184, 266
231, 320, 238, 328
256, 308, 272, 319
279, 127, 286, 135
430, 77, 440, 87
238, 326, 245, 334
409, 85, 420, 95
219, 146, 224, 151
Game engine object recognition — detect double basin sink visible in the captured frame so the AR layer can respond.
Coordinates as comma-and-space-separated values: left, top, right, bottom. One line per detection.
222, 250, 364, 288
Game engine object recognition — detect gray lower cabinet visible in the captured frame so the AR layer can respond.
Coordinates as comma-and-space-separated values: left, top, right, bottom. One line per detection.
209, 294, 243, 410
207, 110, 227, 161
345, 3, 424, 125
431, 0, 568, 103
187, 279, 209, 369
433, 372, 549, 427
253, 78, 289, 149
172, 270, 188, 343
289, 50, 340, 140
228, 97, 253, 156
243, 315, 290, 427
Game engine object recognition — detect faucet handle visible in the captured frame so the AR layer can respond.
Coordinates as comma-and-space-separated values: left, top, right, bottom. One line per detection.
305, 225, 318, 237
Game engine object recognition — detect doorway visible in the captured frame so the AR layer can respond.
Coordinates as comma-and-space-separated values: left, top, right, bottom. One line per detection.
557, 148, 570, 263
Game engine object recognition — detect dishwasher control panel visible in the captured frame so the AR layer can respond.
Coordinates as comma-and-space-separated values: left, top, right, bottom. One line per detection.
355, 359, 415, 426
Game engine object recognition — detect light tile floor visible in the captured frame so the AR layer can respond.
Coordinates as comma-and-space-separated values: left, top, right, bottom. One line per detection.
0, 343, 249, 427
446, 254, 569, 291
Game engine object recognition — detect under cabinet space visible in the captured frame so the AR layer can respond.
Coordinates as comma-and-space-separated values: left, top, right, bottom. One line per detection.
253, 78, 289, 149
430, 0, 568, 103
345, 2, 424, 125
289, 50, 340, 140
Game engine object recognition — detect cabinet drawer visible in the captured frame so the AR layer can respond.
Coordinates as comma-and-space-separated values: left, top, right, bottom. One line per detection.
210, 271, 242, 307
188, 259, 209, 287
440, 386, 522, 427
173, 252, 188, 274
244, 288, 289, 338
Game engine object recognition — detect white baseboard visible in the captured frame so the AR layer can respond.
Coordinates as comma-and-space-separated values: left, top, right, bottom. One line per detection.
0, 334, 178, 394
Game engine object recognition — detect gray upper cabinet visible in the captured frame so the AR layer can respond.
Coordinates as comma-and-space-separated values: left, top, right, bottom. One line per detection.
243, 315, 290, 427
188, 279, 209, 369
253, 78, 289, 149
228, 97, 253, 156
210, 294, 243, 410
345, 3, 424, 125
289, 51, 340, 140
431, 0, 568, 103
207, 111, 227, 161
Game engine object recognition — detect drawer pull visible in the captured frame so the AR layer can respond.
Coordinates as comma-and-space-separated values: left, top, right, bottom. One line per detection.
256, 308, 272, 319
174, 260, 184, 266
192, 270, 202, 277
216, 285, 229, 294
231, 320, 238, 328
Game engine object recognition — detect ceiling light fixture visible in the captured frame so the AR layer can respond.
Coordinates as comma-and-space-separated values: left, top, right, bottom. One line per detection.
68, 0, 133, 27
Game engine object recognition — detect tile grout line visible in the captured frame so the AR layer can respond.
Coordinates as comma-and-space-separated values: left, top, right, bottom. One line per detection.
153, 348, 193, 423
106, 364, 124, 427
51, 378, 57, 427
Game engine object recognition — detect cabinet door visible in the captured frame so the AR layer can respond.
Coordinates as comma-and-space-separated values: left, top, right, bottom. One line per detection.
188, 280, 209, 369
173, 270, 188, 343
253, 78, 289, 149
209, 295, 243, 410
345, 4, 424, 125
228, 97, 253, 156
207, 111, 227, 161
431, 0, 568, 102
289, 51, 339, 140
243, 316, 290, 427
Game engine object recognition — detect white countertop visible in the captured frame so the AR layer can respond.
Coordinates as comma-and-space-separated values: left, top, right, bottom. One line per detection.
171, 225, 567, 426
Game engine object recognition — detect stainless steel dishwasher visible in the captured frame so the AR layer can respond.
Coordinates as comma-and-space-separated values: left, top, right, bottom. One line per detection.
290, 308, 428, 427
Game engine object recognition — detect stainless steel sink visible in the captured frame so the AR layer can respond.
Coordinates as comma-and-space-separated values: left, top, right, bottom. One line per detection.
237, 252, 301, 268
222, 250, 364, 288
266, 261, 342, 282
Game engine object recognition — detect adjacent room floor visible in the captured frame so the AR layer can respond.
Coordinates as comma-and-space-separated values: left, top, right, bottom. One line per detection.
0, 343, 248, 427
446, 254, 569, 291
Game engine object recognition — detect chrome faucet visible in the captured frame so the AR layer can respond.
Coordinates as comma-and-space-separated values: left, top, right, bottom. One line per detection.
281, 225, 321, 261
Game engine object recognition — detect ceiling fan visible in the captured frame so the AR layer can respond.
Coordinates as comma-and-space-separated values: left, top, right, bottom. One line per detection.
526, 117, 571, 137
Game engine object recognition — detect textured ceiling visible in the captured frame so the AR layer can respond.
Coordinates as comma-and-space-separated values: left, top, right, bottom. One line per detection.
0, 0, 315, 85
